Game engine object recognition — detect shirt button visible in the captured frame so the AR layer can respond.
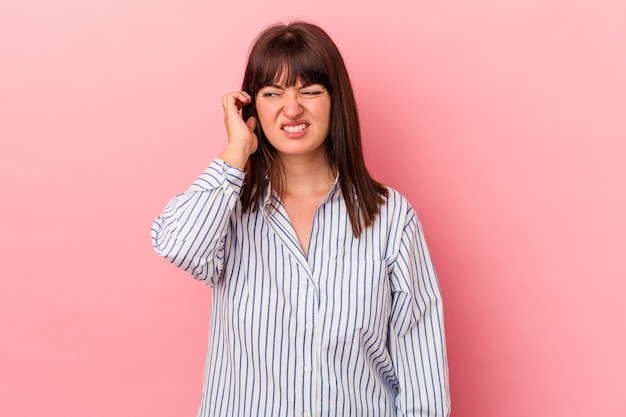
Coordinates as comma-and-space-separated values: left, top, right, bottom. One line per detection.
304, 365, 312, 372
305, 323, 313, 330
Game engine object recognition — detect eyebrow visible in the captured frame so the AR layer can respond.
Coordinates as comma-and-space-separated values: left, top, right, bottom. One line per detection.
261, 83, 324, 90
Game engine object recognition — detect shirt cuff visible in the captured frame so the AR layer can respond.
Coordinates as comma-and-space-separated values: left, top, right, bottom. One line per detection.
189, 158, 246, 195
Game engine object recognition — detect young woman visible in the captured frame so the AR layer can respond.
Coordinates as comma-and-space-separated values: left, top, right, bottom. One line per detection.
152, 21, 450, 417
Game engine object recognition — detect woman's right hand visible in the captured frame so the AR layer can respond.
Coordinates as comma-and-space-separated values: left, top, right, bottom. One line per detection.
219, 91, 258, 169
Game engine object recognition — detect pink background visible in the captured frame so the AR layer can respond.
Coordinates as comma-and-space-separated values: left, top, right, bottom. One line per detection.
1, 1, 625, 416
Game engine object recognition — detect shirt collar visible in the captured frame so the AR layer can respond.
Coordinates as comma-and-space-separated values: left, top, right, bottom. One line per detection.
262, 174, 341, 213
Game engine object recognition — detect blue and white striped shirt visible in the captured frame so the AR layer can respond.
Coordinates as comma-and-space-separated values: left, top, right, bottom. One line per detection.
151, 159, 450, 417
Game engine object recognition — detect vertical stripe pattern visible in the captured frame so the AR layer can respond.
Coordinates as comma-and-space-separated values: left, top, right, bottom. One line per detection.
151, 159, 451, 417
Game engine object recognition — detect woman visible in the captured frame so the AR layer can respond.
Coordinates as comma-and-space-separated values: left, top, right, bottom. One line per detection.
152, 21, 450, 417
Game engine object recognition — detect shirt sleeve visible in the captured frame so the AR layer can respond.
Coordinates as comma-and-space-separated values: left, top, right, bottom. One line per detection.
150, 159, 245, 285
388, 207, 451, 417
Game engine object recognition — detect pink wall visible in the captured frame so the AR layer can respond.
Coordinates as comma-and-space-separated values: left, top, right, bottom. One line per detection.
1, 1, 625, 415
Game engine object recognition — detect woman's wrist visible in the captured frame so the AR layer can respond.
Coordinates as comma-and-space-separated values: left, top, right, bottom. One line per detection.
219, 142, 252, 170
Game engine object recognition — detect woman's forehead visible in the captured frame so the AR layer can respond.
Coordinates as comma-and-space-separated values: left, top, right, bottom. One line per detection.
259, 82, 324, 90
261, 61, 323, 87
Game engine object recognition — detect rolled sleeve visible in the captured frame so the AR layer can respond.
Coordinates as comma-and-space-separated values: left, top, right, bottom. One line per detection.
151, 159, 245, 285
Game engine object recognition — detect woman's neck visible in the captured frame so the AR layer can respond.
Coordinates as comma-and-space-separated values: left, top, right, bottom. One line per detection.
279, 153, 335, 198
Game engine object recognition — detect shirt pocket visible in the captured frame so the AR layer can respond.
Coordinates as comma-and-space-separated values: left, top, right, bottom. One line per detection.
325, 259, 390, 343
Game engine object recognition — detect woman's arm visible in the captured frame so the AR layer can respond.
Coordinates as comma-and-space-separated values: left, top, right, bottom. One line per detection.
151, 159, 245, 285
388, 208, 451, 417
151, 90, 257, 284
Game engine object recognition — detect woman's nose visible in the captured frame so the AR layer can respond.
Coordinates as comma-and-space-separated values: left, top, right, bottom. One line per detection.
281, 91, 303, 117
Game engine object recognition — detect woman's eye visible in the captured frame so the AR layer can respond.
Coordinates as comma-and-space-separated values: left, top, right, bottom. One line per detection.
263, 92, 280, 98
301, 86, 327, 98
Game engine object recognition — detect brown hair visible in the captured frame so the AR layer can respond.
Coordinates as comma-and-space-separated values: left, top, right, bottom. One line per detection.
240, 21, 387, 237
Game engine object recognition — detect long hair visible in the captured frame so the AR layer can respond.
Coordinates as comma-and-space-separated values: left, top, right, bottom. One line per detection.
240, 21, 387, 237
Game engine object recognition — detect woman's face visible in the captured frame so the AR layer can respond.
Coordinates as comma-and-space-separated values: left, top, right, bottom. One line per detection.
255, 82, 331, 161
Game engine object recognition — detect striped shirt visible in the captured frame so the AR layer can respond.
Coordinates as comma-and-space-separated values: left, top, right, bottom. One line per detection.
151, 159, 450, 417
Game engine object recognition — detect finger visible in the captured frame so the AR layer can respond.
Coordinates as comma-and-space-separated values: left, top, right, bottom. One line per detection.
245, 116, 257, 132
222, 91, 251, 113
234, 91, 252, 111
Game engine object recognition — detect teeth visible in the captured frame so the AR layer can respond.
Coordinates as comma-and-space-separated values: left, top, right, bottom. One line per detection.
283, 124, 307, 133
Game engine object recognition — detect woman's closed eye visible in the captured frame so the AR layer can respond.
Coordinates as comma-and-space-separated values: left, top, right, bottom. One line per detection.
300, 88, 326, 97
